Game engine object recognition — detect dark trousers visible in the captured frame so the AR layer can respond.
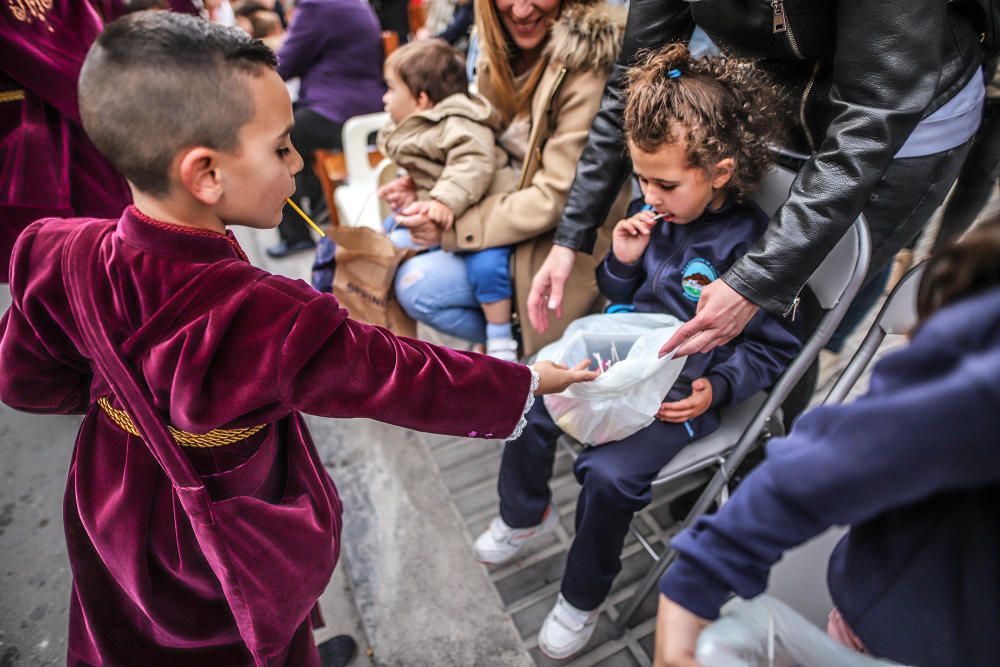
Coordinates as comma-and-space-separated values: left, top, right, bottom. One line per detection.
935, 97, 1000, 250
280, 106, 343, 246
824, 140, 973, 352
499, 400, 695, 611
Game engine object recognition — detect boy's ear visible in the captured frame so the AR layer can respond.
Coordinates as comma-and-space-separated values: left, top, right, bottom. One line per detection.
710, 157, 736, 190
415, 91, 434, 111
176, 147, 224, 205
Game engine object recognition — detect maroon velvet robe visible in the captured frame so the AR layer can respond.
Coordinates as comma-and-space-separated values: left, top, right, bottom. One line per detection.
0, 1, 132, 282
0, 207, 532, 666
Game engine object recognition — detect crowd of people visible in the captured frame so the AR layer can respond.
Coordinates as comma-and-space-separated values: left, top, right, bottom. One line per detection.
1, 0, 998, 666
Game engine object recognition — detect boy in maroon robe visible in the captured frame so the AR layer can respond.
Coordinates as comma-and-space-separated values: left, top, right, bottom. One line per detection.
0, 12, 593, 666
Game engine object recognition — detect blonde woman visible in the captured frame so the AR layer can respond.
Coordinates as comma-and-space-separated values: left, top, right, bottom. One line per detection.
390, 0, 630, 357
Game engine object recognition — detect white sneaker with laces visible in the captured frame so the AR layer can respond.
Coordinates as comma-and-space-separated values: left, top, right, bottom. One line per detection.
486, 337, 519, 362
538, 593, 600, 660
474, 505, 558, 565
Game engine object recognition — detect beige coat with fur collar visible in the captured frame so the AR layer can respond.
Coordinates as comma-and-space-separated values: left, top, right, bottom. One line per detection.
376, 93, 516, 218
441, 2, 631, 355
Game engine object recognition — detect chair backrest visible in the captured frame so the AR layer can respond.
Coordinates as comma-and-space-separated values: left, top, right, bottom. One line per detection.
753, 165, 869, 310
823, 262, 925, 405
341, 112, 389, 184
382, 30, 400, 58
880, 263, 925, 336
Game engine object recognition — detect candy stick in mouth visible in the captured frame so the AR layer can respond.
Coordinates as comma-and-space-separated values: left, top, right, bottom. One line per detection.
285, 198, 324, 236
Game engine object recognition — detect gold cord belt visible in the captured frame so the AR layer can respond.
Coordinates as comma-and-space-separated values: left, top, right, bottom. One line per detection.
96, 397, 266, 448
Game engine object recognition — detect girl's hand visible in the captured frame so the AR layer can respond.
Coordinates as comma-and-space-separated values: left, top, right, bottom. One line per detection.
612, 209, 658, 265
530, 359, 600, 395
377, 175, 417, 211
653, 595, 708, 667
657, 378, 712, 423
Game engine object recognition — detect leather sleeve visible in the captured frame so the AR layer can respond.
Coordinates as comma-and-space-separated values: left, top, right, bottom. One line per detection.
725, 0, 961, 315
553, 0, 693, 254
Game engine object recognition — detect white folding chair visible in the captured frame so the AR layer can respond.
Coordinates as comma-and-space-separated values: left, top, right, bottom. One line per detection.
333, 112, 390, 231
824, 263, 926, 405
606, 164, 872, 636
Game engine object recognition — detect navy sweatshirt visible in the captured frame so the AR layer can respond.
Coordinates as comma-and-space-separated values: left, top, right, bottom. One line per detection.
596, 197, 801, 435
662, 286, 1000, 666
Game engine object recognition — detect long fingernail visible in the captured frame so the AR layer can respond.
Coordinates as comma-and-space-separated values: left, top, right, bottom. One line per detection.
548, 299, 557, 309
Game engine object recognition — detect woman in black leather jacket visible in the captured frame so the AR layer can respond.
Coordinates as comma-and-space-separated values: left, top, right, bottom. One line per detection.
527, 0, 986, 359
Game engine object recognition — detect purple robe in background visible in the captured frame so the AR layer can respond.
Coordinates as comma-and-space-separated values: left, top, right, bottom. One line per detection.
0, 207, 533, 665
0, 1, 131, 282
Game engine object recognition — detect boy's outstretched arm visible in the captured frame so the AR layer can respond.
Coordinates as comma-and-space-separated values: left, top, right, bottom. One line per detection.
274, 286, 595, 440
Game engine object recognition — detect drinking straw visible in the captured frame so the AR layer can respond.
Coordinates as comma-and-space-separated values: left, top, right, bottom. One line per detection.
285, 198, 324, 236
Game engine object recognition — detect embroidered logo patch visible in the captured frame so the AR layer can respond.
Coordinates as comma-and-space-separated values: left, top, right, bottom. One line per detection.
681, 258, 718, 302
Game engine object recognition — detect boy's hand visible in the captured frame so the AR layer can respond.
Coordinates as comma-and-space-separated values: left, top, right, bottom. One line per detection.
657, 378, 712, 423
421, 199, 456, 228
377, 175, 417, 211
531, 360, 600, 395
612, 209, 658, 265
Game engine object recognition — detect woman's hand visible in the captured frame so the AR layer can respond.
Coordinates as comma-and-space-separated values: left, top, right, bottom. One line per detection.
612, 209, 658, 265
530, 359, 600, 395
653, 595, 708, 667
659, 280, 760, 358
527, 245, 578, 334
377, 175, 417, 211
657, 378, 712, 423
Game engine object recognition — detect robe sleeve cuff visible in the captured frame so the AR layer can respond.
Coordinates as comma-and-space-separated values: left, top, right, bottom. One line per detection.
506, 365, 539, 442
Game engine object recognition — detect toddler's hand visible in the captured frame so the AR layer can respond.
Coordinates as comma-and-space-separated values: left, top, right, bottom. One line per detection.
421, 199, 456, 228
657, 377, 712, 423
612, 209, 658, 265
531, 359, 600, 395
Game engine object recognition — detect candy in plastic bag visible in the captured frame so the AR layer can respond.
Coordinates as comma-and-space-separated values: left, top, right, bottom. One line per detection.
538, 313, 687, 445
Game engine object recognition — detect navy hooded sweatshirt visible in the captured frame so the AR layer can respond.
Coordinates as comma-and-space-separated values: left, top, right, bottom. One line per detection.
596, 197, 801, 435
661, 285, 1000, 666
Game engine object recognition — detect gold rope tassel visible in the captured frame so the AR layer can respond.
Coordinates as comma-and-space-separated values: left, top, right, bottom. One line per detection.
97, 397, 266, 448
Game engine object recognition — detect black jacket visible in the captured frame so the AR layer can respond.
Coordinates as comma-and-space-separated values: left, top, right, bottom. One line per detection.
555, 0, 984, 315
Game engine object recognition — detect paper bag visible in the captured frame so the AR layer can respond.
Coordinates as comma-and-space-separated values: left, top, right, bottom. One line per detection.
327, 224, 418, 338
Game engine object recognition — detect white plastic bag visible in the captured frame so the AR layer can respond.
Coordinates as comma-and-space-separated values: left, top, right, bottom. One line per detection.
538, 313, 687, 445
696, 596, 907, 667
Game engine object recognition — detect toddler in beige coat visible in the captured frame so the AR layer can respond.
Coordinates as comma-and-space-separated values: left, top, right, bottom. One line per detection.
378, 39, 519, 359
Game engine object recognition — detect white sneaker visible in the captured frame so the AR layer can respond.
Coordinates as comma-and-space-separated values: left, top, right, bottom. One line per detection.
473, 505, 558, 565
538, 594, 600, 660
486, 337, 519, 362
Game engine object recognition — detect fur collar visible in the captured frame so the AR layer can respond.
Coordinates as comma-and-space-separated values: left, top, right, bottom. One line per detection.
544, 2, 625, 74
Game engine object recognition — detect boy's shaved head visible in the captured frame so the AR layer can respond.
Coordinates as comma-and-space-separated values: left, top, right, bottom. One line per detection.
79, 11, 277, 195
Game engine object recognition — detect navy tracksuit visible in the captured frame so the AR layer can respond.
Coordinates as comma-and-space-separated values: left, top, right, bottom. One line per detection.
499, 197, 802, 611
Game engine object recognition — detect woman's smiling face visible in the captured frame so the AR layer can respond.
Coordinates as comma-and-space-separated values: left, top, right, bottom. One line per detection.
494, 0, 560, 52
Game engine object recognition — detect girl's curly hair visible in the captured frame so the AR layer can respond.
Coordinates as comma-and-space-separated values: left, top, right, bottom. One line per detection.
623, 43, 789, 199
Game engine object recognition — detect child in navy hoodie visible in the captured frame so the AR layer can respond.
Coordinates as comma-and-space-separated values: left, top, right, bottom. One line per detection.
656, 219, 1000, 666
472, 44, 802, 660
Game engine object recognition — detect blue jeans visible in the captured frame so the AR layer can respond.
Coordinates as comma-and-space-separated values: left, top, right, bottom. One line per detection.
395, 247, 512, 343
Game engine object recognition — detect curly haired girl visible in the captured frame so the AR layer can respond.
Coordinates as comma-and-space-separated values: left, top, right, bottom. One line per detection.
471, 44, 802, 661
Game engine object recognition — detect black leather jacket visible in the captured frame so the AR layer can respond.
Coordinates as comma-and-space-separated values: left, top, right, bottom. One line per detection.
555, 0, 984, 315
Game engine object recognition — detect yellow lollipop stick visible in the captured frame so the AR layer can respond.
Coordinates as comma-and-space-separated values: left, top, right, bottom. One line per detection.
285, 198, 325, 236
